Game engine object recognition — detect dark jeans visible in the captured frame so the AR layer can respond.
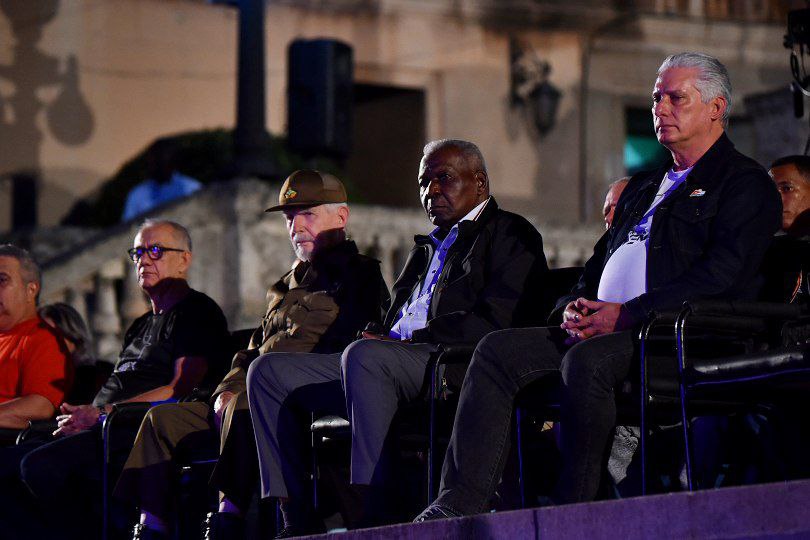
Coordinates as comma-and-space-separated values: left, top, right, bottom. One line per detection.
435, 327, 635, 514
0, 422, 141, 539
0, 439, 52, 540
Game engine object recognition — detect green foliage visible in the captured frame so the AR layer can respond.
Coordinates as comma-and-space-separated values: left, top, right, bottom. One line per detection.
62, 129, 350, 227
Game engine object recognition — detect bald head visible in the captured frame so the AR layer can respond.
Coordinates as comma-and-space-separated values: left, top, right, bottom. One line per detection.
603, 177, 629, 229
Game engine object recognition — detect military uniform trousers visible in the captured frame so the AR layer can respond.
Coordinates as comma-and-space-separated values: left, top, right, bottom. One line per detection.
114, 391, 258, 519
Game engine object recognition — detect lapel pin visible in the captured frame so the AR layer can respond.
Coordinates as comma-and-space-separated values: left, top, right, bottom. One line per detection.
689, 189, 706, 197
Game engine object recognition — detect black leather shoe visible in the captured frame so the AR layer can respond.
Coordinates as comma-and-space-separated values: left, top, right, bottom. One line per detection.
201, 512, 246, 540
413, 504, 463, 523
131, 524, 168, 540
274, 523, 326, 539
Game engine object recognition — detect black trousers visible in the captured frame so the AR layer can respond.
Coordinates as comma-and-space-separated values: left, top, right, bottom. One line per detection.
0, 422, 140, 540
435, 327, 635, 514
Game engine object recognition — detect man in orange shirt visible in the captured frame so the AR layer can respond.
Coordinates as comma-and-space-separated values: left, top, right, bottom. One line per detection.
0, 244, 72, 430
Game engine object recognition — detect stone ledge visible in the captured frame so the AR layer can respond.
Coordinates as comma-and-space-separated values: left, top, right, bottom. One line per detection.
310, 479, 810, 539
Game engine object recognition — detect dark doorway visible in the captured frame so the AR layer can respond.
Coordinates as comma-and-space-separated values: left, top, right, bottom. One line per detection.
624, 107, 669, 176
346, 84, 425, 207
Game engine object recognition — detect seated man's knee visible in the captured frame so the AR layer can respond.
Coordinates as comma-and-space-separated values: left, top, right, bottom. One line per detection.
247, 352, 305, 398
341, 338, 389, 382
466, 329, 521, 380
247, 353, 285, 391
142, 403, 178, 433
474, 329, 515, 360
560, 340, 605, 386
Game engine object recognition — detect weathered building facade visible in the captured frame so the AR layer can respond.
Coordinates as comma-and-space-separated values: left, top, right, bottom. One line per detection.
0, 0, 804, 231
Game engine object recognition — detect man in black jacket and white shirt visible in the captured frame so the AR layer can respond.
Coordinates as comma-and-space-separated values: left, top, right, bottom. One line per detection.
415, 52, 782, 522
247, 139, 548, 536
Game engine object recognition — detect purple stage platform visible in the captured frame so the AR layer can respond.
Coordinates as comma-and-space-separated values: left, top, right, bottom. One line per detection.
304, 479, 810, 539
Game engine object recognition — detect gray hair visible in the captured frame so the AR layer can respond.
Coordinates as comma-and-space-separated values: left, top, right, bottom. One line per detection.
658, 52, 732, 126
136, 219, 193, 252
38, 303, 94, 365
0, 244, 41, 287
322, 202, 349, 214
423, 139, 488, 176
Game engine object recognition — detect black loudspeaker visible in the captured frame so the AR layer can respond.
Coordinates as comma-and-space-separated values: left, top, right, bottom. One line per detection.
287, 39, 353, 158
12, 174, 38, 230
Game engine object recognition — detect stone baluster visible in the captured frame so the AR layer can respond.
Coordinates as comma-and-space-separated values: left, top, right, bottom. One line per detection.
92, 259, 124, 363
546, 244, 560, 269
65, 283, 95, 360
65, 287, 89, 325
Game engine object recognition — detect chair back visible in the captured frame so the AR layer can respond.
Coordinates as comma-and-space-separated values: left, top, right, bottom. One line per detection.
758, 235, 810, 304
187, 327, 256, 402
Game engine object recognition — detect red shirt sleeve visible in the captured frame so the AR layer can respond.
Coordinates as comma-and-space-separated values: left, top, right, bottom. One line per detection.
18, 328, 73, 408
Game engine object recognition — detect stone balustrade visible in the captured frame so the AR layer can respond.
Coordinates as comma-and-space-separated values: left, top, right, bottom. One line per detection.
37, 179, 600, 362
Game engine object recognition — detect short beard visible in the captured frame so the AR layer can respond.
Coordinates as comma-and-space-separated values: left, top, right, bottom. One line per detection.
294, 244, 313, 261
292, 228, 346, 262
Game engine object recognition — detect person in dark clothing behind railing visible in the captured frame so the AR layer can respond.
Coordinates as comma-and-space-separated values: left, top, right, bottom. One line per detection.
0, 220, 229, 540
415, 52, 782, 522
759, 155, 810, 307
121, 138, 202, 222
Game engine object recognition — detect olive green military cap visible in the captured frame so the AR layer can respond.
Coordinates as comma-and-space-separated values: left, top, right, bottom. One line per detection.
265, 169, 347, 212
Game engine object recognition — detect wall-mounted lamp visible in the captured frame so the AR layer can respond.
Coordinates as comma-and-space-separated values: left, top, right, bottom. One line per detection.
510, 38, 561, 137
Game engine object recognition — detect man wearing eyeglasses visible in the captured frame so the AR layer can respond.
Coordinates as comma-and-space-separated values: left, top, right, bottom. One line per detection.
0, 219, 229, 540
113, 171, 388, 540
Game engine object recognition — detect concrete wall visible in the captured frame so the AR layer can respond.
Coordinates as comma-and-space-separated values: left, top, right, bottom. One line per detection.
0, 0, 239, 231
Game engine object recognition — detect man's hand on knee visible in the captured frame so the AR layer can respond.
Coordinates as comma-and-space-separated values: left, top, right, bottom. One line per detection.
561, 300, 633, 343
361, 331, 407, 342
213, 391, 235, 431
54, 403, 101, 436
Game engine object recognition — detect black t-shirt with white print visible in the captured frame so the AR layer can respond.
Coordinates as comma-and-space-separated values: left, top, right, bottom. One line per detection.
93, 289, 229, 407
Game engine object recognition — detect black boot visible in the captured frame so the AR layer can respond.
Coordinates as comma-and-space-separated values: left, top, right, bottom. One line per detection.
200, 512, 246, 540
274, 523, 326, 539
131, 523, 169, 540
275, 500, 325, 539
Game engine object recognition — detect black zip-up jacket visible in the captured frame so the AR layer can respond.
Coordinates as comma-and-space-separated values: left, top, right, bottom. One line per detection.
382, 197, 549, 346
554, 133, 782, 323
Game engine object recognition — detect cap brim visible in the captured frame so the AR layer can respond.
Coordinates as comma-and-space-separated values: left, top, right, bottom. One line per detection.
264, 201, 323, 212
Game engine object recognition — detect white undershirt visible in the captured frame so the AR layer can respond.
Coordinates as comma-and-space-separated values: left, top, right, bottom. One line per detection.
597, 166, 692, 303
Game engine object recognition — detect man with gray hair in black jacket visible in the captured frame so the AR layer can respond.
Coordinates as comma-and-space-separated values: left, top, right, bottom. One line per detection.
416, 52, 782, 522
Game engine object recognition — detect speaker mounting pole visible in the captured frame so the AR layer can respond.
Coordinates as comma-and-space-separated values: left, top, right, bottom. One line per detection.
231, 0, 278, 180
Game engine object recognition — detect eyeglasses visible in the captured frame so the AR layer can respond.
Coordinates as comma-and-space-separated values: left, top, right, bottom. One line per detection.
127, 245, 187, 263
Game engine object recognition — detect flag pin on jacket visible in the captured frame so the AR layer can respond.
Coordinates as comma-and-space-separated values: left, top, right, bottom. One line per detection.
689, 189, 706, 197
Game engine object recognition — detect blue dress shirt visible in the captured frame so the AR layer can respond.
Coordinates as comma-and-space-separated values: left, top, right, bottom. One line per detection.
389, 198, 490, 340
